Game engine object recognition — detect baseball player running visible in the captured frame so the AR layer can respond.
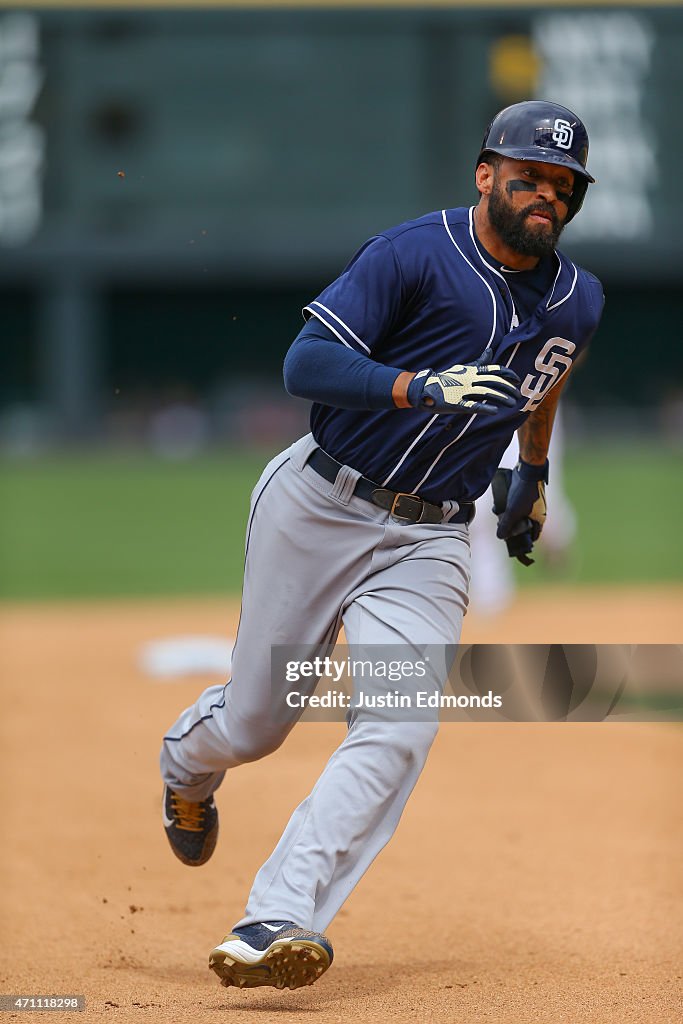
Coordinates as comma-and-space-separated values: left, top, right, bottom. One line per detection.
160, 101, 603, 991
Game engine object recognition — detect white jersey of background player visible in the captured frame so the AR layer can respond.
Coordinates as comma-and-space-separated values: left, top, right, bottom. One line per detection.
469, 405, 577, 615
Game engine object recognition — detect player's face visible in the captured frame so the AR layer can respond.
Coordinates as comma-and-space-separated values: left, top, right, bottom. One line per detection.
487, 159, 575, 257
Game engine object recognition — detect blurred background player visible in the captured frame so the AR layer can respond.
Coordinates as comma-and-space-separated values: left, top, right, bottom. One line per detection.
469, 406, 577, 615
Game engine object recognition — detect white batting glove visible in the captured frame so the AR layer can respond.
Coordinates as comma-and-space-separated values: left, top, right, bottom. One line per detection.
410, 362, 521, 415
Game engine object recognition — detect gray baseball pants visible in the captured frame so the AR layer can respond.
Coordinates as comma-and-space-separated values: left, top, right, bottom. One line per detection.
160, 433, 470, 932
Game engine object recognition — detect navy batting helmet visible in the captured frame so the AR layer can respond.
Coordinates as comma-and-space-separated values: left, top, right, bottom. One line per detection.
477, 100, 595, 222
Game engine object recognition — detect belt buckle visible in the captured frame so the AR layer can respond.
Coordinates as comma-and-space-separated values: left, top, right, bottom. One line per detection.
390, 491, 424, 522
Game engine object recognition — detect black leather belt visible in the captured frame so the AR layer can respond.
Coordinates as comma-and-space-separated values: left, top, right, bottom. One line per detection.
307, 448, 474, 525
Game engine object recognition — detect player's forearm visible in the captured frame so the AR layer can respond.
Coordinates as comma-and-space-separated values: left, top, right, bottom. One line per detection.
517, 376, 566, 465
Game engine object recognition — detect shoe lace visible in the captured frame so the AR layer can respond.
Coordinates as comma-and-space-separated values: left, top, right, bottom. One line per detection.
171, 793, 206, 832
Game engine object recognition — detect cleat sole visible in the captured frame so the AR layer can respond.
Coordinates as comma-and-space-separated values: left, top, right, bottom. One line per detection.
209, 939, 331, 991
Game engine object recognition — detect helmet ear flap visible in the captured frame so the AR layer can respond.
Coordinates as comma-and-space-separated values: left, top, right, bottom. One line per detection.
566, 175, 588, 223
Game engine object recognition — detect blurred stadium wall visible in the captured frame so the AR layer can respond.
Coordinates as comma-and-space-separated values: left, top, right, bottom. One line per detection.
1, 2, 682, 453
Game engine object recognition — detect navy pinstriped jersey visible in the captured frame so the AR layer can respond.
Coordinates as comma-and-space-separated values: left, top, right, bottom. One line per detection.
302, 206, 604, 504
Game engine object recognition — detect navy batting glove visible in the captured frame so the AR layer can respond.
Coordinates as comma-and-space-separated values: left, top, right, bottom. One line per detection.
494, 459, 549, 542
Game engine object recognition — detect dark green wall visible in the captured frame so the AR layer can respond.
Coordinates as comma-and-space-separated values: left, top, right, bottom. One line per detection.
3, 282, 679, 411
2, 7, 682, 432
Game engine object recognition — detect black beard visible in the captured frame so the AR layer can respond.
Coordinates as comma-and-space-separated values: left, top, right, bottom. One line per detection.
488, 181, 564, 257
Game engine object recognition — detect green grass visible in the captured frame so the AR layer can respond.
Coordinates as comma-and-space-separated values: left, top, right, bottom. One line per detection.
521, 443, 683, 586
0, 450, 270, 600
1, 444, 681, 600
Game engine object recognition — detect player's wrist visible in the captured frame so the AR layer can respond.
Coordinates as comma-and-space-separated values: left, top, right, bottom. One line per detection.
517, 458, 549, 483
392, 371, 417, 409
405, 369, 432, 408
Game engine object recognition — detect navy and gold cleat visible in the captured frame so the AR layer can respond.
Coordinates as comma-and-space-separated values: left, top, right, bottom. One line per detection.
162, 785, 218, 866
209, 921, 333, 990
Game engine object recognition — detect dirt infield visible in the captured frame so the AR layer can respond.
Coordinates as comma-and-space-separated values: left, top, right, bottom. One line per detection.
2, 587, 682, 1023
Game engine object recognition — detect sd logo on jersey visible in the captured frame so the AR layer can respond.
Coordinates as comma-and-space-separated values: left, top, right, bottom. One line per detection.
520, 337, 576, 412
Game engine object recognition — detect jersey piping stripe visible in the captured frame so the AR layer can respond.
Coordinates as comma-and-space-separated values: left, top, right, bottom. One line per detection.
412, 414, 476, 494
381, 413, 439, 487
306, 301, 371, 354
442, 209, 498, 349
467, 207, 518, 331
163, 455, 291, 745
547, 262, 578, 311
506, 341, 521, 365
381, 210, 499, 489
304, 308, 354, 350
546, 254, 563, 309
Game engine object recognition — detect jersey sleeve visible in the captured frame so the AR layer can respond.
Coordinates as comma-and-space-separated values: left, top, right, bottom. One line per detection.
303, 235, 405, 356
